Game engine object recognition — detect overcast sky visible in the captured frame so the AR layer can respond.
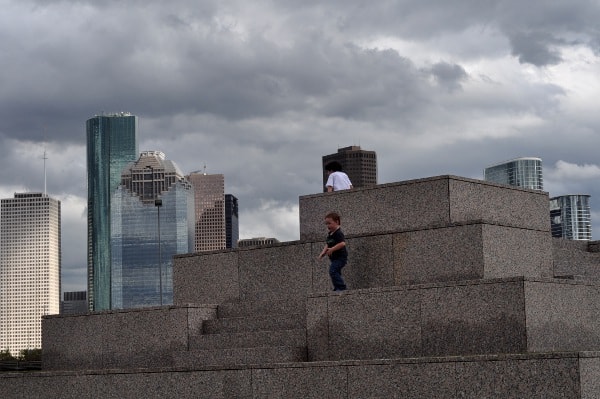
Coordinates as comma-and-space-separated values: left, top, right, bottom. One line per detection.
1, 0, 600, 293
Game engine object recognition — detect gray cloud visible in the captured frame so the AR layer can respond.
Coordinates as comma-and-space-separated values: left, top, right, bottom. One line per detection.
1, 0, 600, 292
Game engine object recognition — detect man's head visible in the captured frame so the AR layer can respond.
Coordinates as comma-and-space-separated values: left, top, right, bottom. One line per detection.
325, 161, 343, 173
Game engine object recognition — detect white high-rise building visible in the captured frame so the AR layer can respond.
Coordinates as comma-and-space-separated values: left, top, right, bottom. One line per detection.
0, 193, 61, 354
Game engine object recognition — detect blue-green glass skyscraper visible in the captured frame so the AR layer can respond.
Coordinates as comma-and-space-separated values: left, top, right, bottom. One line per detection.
87, 113, 138, 311
111, 151, 194, 309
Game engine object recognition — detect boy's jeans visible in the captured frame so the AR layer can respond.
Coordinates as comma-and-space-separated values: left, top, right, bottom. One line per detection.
329, 258, 347, 291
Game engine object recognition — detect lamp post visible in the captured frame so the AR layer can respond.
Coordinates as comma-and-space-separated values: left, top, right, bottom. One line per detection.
155, 197, 163, 306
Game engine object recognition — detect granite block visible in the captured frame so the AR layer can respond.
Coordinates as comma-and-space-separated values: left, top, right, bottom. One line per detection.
455, 357, 580, 398
324, 289, 421, 361
392, 224, 485, 285
173, 251, 239, 305
553, 238, 600, 280
42, 306, 217, 371
42, 314, 104, 370
252, 366, 347, 399
173, 346, 307, 368
299, 176, 451, 240
344, 234, 395, 290
202, 312, 304, 334
524, 280, 600, 352
238, 242, 313, 300
98, 369, 253, 399
448, 177, 551, 231
299, 175, 550, 241
482, 224, 553, 279
420, 280, 527, 356
580, 356, 600, 399
189, 329, 306, 350
347, 361, 457, 398
306, 295, 329, 361
312, 242, 333, 293
217, 297, 307, 319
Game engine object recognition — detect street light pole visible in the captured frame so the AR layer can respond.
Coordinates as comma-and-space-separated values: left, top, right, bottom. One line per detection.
155, 197, 163, 306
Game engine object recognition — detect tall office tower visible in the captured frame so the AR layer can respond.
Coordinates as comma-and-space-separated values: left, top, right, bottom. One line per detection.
86, 112, 138, 311
111, 151, 194, 309
550, 194, 592, 240
484, 157, 543, 190
60, 291, 87, 315
322, 146, 377, 192
225, 194, 239, 249
0, 193, 61, 353
186, 172, 226, 252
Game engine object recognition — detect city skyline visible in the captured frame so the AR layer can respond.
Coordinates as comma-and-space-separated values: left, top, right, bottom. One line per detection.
1, 1, 600, 294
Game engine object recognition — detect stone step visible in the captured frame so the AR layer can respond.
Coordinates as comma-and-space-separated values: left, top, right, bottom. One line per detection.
189, 329, 307, 350
202, 312, 305, 334
173, 345, 307, 367
217, 297, 307, 319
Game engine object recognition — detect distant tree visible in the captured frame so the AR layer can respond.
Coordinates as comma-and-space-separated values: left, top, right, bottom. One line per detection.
0, 349, 15, 361
18, 348, 42, 361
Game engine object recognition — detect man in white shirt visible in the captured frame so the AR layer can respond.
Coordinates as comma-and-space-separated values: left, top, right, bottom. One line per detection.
325, 161, 353, 192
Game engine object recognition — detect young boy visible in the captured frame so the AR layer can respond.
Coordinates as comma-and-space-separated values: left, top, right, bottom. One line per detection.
318, 212, 348, 291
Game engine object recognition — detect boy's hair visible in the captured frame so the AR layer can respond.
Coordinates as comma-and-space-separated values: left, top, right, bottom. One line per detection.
325, 161, 343, 172
325, 212, 341, 224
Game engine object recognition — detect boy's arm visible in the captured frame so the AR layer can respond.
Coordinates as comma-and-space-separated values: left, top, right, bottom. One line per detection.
318, 244, 328, 259
320, 241, 346, 258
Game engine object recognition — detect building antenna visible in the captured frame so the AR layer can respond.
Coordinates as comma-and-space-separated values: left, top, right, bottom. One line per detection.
43, 149, 48, 196
42, 127, 48, 196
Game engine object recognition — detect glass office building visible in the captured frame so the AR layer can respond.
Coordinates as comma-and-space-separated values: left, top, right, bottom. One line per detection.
111, 151, 194, 309
550, 195, 592, 240
225, 194, 239, 249
484, 157, 543, 190
0, 193, 61, 353
87, 113, 138, 311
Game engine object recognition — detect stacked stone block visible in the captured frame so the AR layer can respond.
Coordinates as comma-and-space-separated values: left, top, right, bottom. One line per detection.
3, 175, 600, 398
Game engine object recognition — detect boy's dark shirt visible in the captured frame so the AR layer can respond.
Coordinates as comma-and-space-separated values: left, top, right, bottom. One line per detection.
326, 228, 348, 260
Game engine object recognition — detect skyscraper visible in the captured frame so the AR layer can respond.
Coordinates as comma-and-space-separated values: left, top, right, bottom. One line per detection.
483, 157, 543, 190
111, 151, 194, 309
225, 194, 239, 249
60, 291, 87, 315
86, 112, 138, 311
186, 172, 226, 252
322, 146, 377, 192
550, 194, 592, 240
0, 193, 61, 353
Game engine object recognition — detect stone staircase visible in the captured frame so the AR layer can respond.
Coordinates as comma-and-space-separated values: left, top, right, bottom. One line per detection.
10, 176, 600, 397
173, 297, 308, 367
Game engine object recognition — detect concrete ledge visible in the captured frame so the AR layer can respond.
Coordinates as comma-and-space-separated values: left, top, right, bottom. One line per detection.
2, 352, 598, 398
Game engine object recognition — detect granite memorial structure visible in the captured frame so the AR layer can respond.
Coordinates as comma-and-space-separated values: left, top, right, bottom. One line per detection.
2, 175, 600, 398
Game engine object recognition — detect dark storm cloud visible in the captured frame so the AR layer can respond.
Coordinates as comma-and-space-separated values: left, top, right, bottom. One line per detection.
508, 31, 563, 66
425, 62, 468, 91
1, 0, 600, 292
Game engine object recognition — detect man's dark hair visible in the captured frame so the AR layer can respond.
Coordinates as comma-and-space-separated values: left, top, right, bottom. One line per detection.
325, 161, 343, 172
